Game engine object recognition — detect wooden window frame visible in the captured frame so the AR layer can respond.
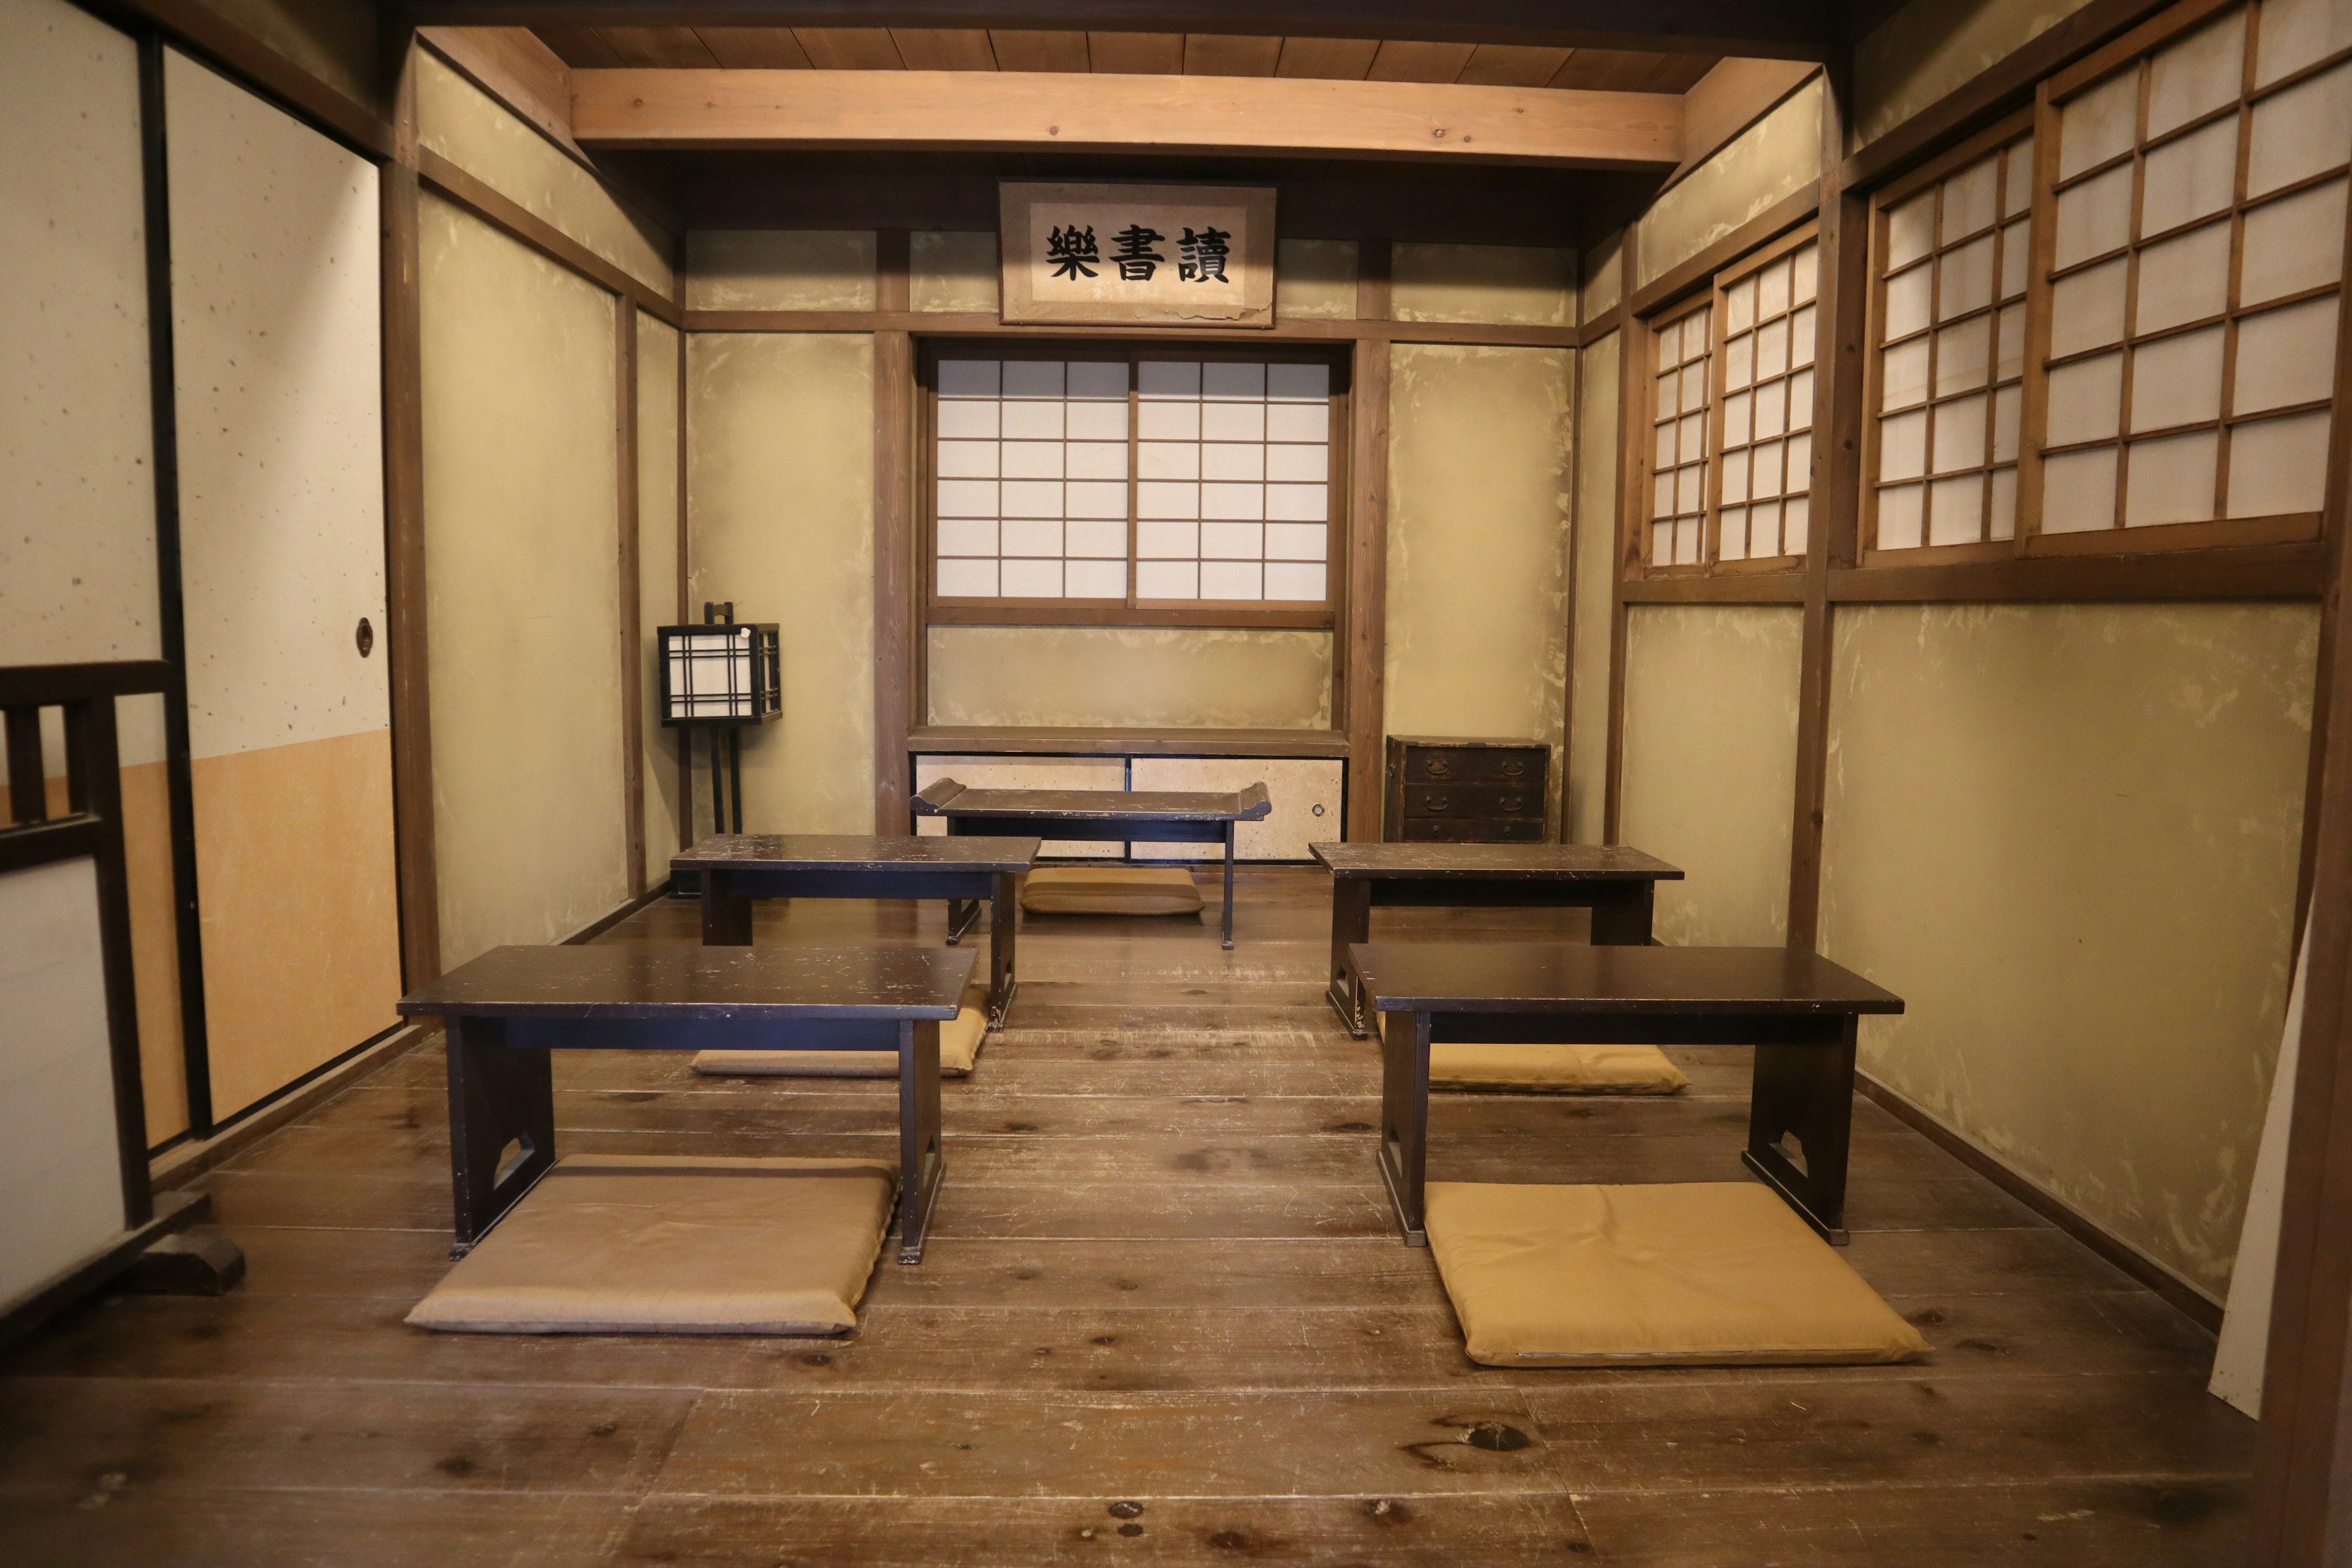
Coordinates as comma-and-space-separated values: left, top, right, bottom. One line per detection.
1708, 222, 1824, 575
917, 337, 1351, 631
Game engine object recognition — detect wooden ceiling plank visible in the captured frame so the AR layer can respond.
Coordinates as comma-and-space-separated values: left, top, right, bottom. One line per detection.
890, 27, 1000, 69
1547, 48, 1718, 93
792, 26, 907, 68
695, 26, 813, 66
533, 24, 625, 66
1085, 31, 1182, 73
1275, 36, 1378, 79
1456, 42, 1570, 88
990, 29, 1091, 70
1183, 32, 1283, 75
595, 25, 721, 66
573, 67, 1683, 167
1364, 39, 1476, 83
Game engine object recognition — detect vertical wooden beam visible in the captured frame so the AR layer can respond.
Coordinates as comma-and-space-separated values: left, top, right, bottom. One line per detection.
381, 31, 440, 982
873, 229, 914, 834
616, 294, 646, 895
675, 301, 694, 853
1602, 226, 1640, 845
1785, 56, 1861, 952
1344, 239, 1392, 843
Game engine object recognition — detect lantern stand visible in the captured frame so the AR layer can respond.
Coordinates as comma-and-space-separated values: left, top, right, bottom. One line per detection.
657, 602, 782, 886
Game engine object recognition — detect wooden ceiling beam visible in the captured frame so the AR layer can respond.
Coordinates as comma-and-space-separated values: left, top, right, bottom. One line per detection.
409, 2, 1832, 61
570, 66, 1683, 166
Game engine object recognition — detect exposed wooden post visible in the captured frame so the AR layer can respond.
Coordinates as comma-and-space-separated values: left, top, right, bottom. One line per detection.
873, 229, 914, 834
1602, 225, 1640, 844
616, 294, 646, 894
1344, 239, 1392, 843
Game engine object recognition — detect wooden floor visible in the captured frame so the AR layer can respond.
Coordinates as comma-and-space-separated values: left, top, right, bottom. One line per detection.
0, 867, 2258, 1565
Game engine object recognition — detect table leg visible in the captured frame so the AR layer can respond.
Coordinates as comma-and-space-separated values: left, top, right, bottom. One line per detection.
1375, 1009, 1433, 1246
1589, 881, 1656, 946
1220, 823, 1237, 949
443, 1017, 556, 1256
1740, 1017, 1856, 1244
1326, 878, 1373, 1037
896, 1018, 944, 1264
986, 870, 1019, 1030
944, 897, 981, 946
700, 869, 753, 946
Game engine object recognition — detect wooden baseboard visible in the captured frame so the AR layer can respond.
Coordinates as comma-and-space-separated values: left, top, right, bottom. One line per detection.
560, 877, 671, 945
0, 1188, 208, 1351
1855, 1071, 2225, 1333
152, 1023, 431, 1193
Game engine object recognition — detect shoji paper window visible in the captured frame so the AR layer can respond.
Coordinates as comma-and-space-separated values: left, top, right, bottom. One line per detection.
1648, 301, 1712, 566
935, 356, 1133, 600
1136, 360, 1332, 603
2029, 0, 2350, 542
1716, 235, 1820, 561
1869, 132, 2035, 551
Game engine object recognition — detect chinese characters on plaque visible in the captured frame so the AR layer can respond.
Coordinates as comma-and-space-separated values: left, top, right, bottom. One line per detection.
999, 182, 1276, 328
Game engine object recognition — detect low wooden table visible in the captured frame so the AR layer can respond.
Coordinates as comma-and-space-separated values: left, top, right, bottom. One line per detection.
1311, 842, 1686, 1036
912, 778, 1273, 949
674, 834, 1040, 1028
396, 944, 974, 1264
1353, 941, 1904, 1246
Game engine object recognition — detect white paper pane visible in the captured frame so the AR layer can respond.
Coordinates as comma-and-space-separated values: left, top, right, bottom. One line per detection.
1136, 480, 1199, 518
1725, 333, 1755, 391
937, 478, 998, 516
1795, 244, 1820, 303
1265, 522, 1327, 560
1266, 443, 1327, 482
2056, 163, 2136, 267
1265, 483, 1329, 521
1140, 441, 1200, 480
1653, 470, 1677, 519
1790, 369, 1816, 430
1722, 447, 1751, 504
1002, 439, 1063, 478
1000, 478, 1063, 517
1942, 233, 1997, 317
1791, 304, 1817, 368
1761, 257, 1794, 319
2250, 62, 2352, 197
1138, 400, 1200, 439
1882, 336, 1931, 410
1787, 431, 1814, 494
1137, 520, 1197, 557
2259, 0, 2352, 86
2048, 352, 2125, 444
1200, 481, 1264, 520
938, 360, 999, 396
1063, 558, 1127, 597
1885, 262, 1933, 339
1200, 560, 1263, 598
1888, 190, 1937, 268
1202, 361, 1267, 400
938, 439, 1000, 478
1933, 393, 1988, 472
1267, 402, 1329, 442
1727, 274, 1758, 334
1656, 369, 1682, 420
1202, 401, 1267, 441
1880, 408, 1929, 481
1679, 411, 1706, 459
1065, 480, 1129, 518
1066, 360, 1128, 399
1937, 315, 1994, 395
2228, 409, 2332, 512
1655, 420, 1680, 470
1066, 400, 1128, 440
1997, 304, 2029, 381
2005, 137, 2038, 217
1202, 442, 1265, 481
1000, 399, 1064, 439
1719, 505, 1750, 560
1066, 441, 1128, 480
1139, 360, 1200, 398
1675, 516, 1702, 564
2062, 69, 2141, 179
999, 556, 1063, 596
1676, 464, 1705, 513
1999, 219, 2032, 300
1064, 517, 1126, 557
1783, 494, 1811, 554
2052, 257, 2130, 355
937, 556, 997, 595
1001, 517, 1061, 554
1135, 559, 1197, 597
2243, 176, 2351, 303
935, 517, 997, 556
1994, 384, 2024, 463
1681, 361, 1708, 409
2130, 324, 2227, 431
1722, 390, 1754, 448
1929, 472, 1987, 544
1649, 522, 1673, 566
1990, 466, 2019, 537
1267, 363, 1329, 401
1003, 360, 1065, 398
2235, 294, 2343, 411
1200, 520, 1263, 559
1264, 562, 1327, 601
1878, 483, 1926, 548
1754, 380, 1787, 440
1751, 438, 1786, 499
936, 399, 998, 438
1656, 322, 1683, 372
1947, 154, 2002, 239
2043, 447, 2120, 530
2136, 219, 2235, 333
2143, 116, 2243, 235
2149, 10, 2247, 138
2125, 429, 2222, 524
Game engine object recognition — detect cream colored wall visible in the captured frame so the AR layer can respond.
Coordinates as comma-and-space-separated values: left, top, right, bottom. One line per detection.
1618, 605, 1803, 943
927, 627, 1333, 729
687, 231, 876, 311
1392, 244, 1576, 325
419, 193, 629, 966
1581, 231, 1624, 322
1821, 603, 2317, 1297
688, 333, 876, 834
912, 231, 997, 313
1566, 333, 1619, 845
1640, 77, 1824, 285
1854, 0, 2099, 150
415, 49, 673, 300
638, 312, 684, 874
1384, 344, 1575, 832
1276, 239, 1357, 320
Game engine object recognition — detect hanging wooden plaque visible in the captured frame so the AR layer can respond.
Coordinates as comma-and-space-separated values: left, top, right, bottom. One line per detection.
998, 181, 1277, 328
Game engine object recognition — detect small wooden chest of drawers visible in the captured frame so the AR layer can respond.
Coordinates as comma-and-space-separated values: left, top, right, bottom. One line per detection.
1382, 736, 1549, 843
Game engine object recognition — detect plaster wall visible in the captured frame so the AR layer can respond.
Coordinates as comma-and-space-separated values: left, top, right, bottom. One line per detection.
1392, 244, 1575, 325
687, 333, 877, 834
1640, 78, 1823, 286
687, 230, 876, 311
1581, 231, 1624, 322
912, 231, 997, 312
1566, 332, 1619, 845
927, 628, 1333, 729
1854, 0, 2100, 150
1820, 601, 2318, 1297
1618, 604, 1803, 944
1384, 344, 1574, 831
638, 312, 684, 876
1276, 239, 1357, 319
420, 193, 629, 967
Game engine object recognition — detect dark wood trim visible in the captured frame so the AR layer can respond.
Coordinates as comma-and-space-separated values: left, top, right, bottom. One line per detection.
1853, 1073, 2223, 1332
557, 876, 673, 945
383, 43, 440, 990
1603, 228, 1640, 843
1622, 572, 1809, 604
675, 295, 694, 853
616, 294, 646, 896
70, 688, 157, 1226
1575, 306, 1621, 345
875, 230, 915, 834
0, 1189, 206, 1354
1626, 182, 1823, 321
908, 725, 1351, 760
1344, 239, 1392, 844
925, 603, 1336, 630
417, 145, 684, 325
150, 1024, 429, 1190
686, 307, 1581, 349
1828, 545, 2329, 602
0, 662, 175, 704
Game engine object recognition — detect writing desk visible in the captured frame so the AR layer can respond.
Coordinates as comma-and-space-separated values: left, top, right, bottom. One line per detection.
1353, 941, 1904, 1246
912, 778, 1273, 949
1310, 841, 1686, 1035
674, 833, 1039, 1028
396, 944, 974, 1263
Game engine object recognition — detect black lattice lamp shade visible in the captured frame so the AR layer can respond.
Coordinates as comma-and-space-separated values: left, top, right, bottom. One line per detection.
657, 622, 780, 726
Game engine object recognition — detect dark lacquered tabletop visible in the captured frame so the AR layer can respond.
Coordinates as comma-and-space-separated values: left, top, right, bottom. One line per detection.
1310, 842, 1684, 880
1351, 942, 1903, 1015
398, 944, 975, 1020
673, 833, 1041, 874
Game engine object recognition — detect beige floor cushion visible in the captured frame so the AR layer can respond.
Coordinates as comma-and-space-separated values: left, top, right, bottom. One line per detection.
407, 1153, 896, 1336
692, 990, 988, 1079
1432, 1041, 1690, 1095
1021, 864, 1204, 916
1426, 1181, 1931, 1368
